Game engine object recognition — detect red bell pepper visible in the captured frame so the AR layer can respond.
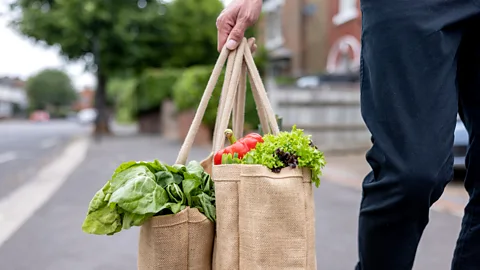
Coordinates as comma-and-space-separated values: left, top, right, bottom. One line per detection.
213, 129, 264, 165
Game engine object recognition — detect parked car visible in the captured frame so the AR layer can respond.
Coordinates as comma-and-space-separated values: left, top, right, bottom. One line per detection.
295, 73, 360, 89
29, 110, 50, 122
77, 108, 97, 125
454, 116, 468, 170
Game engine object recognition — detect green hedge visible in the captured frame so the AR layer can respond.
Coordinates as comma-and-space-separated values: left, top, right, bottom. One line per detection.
107, 77, 138, 123
173, 65, 260, 131
135, 69, 184, 115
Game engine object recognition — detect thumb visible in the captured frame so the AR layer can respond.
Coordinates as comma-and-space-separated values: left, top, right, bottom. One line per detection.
226, 22, 247, 50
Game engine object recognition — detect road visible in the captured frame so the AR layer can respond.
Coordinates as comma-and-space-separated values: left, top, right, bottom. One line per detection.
0, 120, 91, 200
0, 133, 465, 270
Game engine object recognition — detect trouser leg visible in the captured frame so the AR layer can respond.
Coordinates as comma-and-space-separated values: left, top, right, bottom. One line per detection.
452, 16, 480, 270
356, 1, 480, 269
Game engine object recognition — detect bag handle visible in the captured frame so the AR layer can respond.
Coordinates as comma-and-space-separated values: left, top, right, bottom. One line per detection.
243, 43, 279, 135
212, 49, 238, 150
232, 63, 247, 138
212, 40, 280, 154
176, 38, 280, 165
175, 46, 231, 165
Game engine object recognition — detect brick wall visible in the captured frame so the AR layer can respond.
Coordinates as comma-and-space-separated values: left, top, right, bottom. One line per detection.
256, 0, 329, 77
281, 0, 303, 76
327, 0, 361, 49
326, 0, 361, 73
303, 0, 329, 74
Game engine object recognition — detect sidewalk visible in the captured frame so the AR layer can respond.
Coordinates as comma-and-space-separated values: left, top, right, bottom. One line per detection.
0, 135, 465, 270
323, 152, 470, 217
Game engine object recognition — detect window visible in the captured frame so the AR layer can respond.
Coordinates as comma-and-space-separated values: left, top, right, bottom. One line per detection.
333, 0, 358, 25
263, 0, 284, 50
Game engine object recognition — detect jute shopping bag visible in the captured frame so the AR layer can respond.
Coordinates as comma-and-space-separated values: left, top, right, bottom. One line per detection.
210, 39, 317, 270
167, 40, 253, 270
138, 207, 215, 270
137, 45, 237, 270
173, 38, 317, 269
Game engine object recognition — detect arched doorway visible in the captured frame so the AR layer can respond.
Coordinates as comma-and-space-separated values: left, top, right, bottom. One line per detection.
326, 35, 361, 74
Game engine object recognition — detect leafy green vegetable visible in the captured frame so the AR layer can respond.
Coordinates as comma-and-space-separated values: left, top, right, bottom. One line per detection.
243, 125, 326, 187
81, 183, 122, 235
221, 152, 243, 164
109, 165, 170, 215
82, 160, 216, 236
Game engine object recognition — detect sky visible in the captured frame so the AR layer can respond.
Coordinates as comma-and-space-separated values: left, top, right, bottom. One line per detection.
0, 0, 232, 91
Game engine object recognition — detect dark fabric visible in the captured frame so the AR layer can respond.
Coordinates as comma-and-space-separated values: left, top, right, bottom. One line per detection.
357, 0, 480, 269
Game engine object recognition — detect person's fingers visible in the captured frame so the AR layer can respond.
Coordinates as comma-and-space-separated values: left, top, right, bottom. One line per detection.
247, 37, 256, 52
226, 21, 247, 50
216, 14, 233, 52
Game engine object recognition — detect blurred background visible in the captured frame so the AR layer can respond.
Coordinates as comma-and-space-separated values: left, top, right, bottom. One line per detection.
0, 0, 470, 269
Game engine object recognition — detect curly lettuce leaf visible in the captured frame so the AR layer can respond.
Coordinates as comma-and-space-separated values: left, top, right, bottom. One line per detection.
243, 125, 326, 187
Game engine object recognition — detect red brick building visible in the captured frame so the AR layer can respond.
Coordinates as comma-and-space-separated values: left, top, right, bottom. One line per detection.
260, 0, 329, 77
326, 0, 361, 74
258, 0, 361, 76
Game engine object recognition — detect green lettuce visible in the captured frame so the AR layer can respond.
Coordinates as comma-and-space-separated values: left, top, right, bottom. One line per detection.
82, 160, 216, 236
243, 125, 326, 187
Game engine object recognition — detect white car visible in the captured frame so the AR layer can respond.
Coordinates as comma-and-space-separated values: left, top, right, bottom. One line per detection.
296, 76, 320, 89
77, 108, 97, 125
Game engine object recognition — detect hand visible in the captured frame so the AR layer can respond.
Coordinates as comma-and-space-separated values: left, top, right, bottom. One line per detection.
216, 0, 262, 52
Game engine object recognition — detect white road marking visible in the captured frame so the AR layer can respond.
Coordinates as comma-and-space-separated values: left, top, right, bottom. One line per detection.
0, 137, 89, 248
40, 138, 59, 149
0, 152, 17, 164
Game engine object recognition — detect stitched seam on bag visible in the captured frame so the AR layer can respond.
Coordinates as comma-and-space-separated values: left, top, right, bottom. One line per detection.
186, 209, 190, 268
150, 220, 188, 228
188, 219, 209, 224
237, 181, 241, 269
240, 174, 303, 179
303, 183, 308, 268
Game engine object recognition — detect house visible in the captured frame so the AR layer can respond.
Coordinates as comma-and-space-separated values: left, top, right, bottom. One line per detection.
258, 0, 361, 77
259, 0, 329, 77
326, 0, 361, 74
0, 77, 28, 119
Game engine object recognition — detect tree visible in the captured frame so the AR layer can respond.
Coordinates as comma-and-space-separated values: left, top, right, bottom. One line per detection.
26, 69, 77, 114
10, 0, 169, 134
162, 0, 224, 68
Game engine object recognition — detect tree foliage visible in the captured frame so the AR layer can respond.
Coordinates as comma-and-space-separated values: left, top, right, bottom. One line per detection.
10, 0, 170, 132
10, 0, 227, 132
10, 0, 169, 73
26, 68, 77, 110
162, 0, 224, 68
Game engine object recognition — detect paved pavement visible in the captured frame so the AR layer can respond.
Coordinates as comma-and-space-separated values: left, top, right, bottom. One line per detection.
0, 133, 467, 270
323, 153, 470, 217
0, 120, 91, 200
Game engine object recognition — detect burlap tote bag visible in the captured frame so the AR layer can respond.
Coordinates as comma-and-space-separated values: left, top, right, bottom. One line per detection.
138, 57, 233, 270
174, 38, 317, 269
210, 39, 317, 270
138, 207, 214, 270
162, 39, 253, 270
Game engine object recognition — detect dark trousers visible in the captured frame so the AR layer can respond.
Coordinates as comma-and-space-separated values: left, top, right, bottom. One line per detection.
357, 1, 480, 269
